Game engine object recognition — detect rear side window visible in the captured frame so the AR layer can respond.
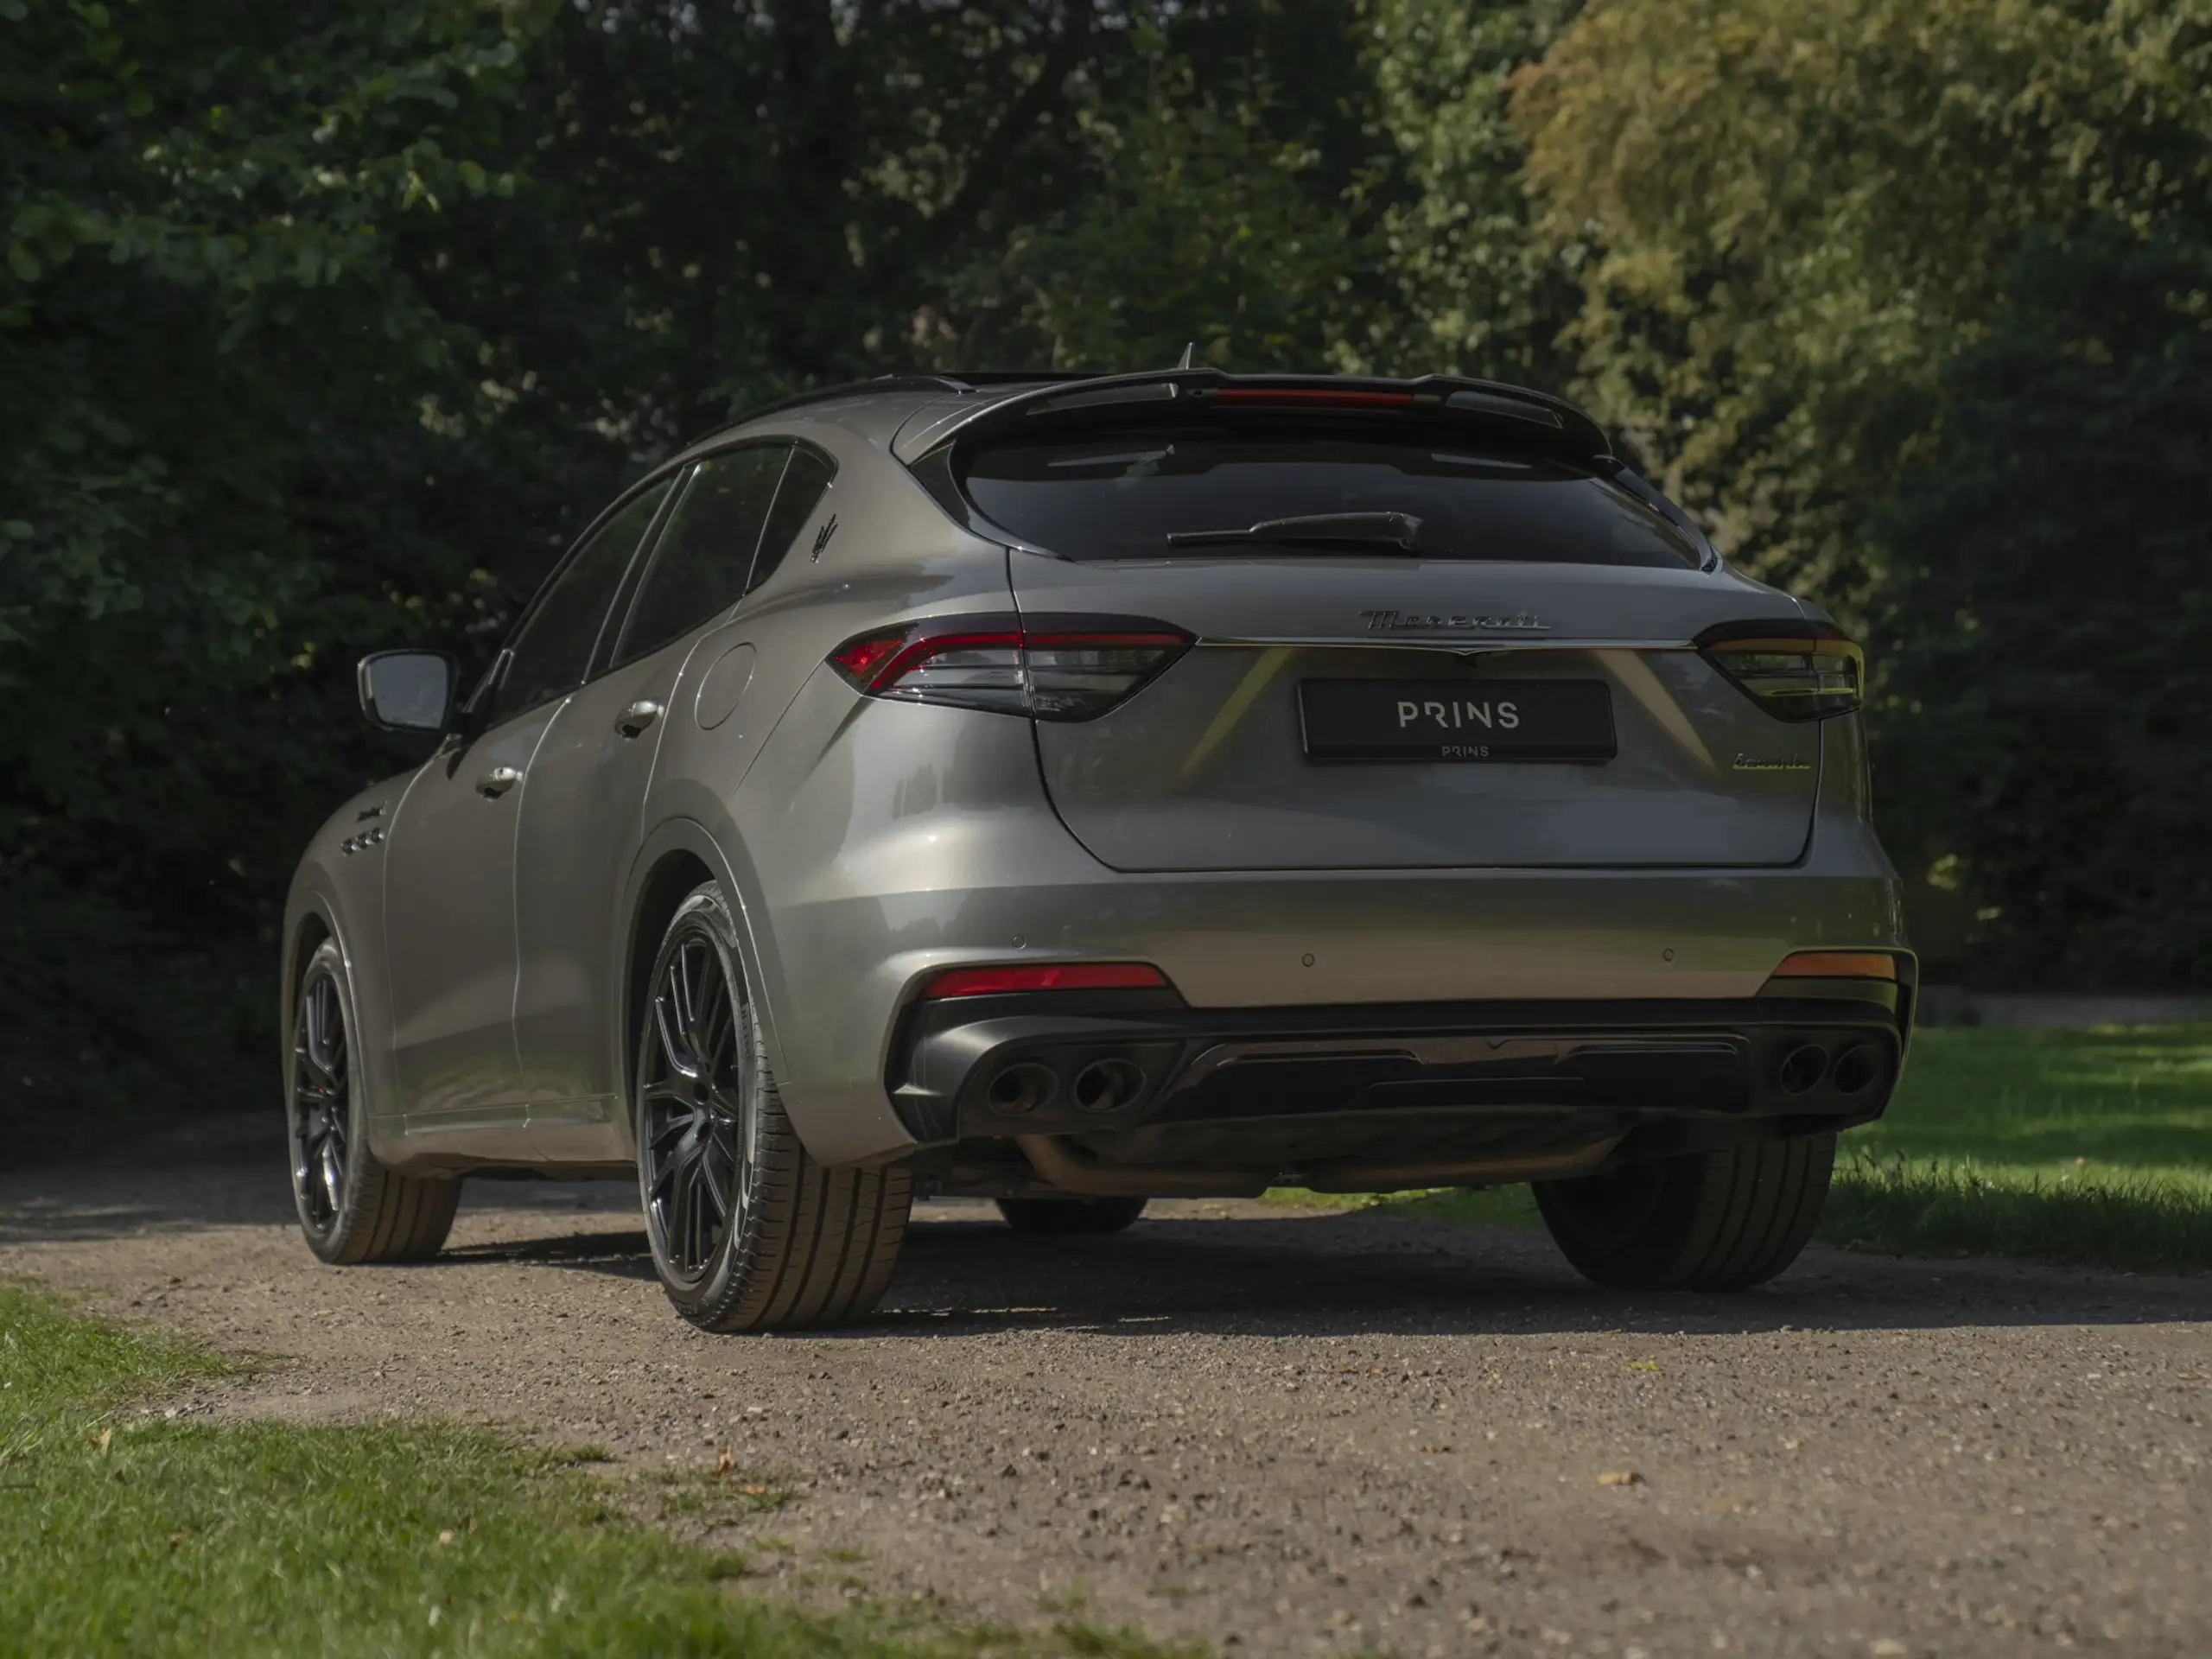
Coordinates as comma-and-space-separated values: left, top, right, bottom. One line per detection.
958, 426, 1702, 567
749, 444, 836, 593
613, 445, 790, 665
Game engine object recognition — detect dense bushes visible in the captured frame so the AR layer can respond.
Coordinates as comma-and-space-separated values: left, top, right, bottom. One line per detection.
3, 0, 2207, 1149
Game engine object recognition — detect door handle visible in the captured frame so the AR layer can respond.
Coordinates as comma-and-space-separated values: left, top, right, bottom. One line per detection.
617, 699, 664, 738
476, 766, 524, 798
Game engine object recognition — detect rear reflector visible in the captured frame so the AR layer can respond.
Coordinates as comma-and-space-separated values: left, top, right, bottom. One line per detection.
919, 963, 1172, 1000
1769, 951, 1897, 980
1696, 620, 1864, 721
828, 613, 1191, 721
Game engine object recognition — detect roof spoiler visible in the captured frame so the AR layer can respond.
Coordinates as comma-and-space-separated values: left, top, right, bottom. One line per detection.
890, 370, 1612, 464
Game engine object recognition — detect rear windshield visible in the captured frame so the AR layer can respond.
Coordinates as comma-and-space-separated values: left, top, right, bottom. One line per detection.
958, 426, 1703, 567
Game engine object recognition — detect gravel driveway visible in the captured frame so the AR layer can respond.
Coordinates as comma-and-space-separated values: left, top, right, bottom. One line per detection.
4, 1141, 2208, 1657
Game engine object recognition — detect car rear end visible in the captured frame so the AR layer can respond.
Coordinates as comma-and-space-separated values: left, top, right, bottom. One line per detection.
739, 374, 1909, 1242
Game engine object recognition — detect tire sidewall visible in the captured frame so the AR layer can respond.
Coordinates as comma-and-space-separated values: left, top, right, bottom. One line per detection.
634, 883, 765, 1321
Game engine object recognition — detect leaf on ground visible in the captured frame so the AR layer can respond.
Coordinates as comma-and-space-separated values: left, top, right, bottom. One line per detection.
714, 1446, 734, 1476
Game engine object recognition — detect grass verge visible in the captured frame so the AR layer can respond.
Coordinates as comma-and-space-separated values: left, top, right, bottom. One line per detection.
1270, 1026, 2212, 1274
0, 1282, 1192, 1658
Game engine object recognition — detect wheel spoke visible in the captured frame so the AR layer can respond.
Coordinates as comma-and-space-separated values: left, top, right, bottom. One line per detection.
696, 1143, 729, 1224
699, 986, 734, 1073
653, 992, 701, 1081
669, 944, 700, 1047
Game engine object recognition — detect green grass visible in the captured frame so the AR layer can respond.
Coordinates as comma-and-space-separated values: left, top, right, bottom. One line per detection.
1273, 1025, 2212, 1274
0, 1284, 1196, 1659
1821, 1022, 2212, 1273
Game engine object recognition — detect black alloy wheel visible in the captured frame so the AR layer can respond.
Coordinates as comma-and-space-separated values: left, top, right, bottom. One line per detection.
639, 913, 754, 1285
632, 882, 912, 1332
290, 963, 351, 1236
284, 936, 459, 1264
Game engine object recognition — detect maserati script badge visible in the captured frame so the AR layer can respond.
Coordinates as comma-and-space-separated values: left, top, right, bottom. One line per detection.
1732, 753, 1813, 772
1359, 607, 1550, 636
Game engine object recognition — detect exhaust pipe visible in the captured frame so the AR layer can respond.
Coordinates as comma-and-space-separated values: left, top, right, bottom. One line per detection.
983, 1062, 1058, 1116
1777, 1044, 1829, 1096
1832, 1045, 1882, 1095
1071, 1058, 1145, 1114
1014, 1135, 1269, 1198
1300, 1135, 1626, 1194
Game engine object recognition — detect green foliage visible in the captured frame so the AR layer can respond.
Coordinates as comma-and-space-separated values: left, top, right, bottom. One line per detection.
1870, 229, 2212, 982
1510, 0, 2212, 974
1336, 0, 1582, 383
0, 1285, 1198, 1656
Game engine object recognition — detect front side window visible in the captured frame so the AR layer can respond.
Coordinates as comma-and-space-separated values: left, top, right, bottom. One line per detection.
958, 424, 1703, 568
613, 445, 791, 666
490, 479, 671, 723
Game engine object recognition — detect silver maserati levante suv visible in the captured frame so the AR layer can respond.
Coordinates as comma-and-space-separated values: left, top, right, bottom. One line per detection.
284, 369, 1911, 1331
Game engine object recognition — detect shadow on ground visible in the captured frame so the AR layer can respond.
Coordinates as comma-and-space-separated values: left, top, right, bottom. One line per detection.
9, 1157, 2207, 1343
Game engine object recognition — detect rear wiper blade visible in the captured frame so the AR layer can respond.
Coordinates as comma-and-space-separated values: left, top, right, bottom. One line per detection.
1165, 511, 1423, 550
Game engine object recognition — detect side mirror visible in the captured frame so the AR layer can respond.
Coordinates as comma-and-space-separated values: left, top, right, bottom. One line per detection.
358, 650, 457, 733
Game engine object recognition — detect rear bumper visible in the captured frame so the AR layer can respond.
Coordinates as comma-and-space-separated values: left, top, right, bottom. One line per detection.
890, 983, 1910, 1192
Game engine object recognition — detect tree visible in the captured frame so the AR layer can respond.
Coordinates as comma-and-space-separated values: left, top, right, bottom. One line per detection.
1510, 0, 2212, 979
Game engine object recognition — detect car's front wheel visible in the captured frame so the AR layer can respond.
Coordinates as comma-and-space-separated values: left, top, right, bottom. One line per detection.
1532, 1135, 1835, 1292
287, 938, 460, 1264
635, 882, 912, 1332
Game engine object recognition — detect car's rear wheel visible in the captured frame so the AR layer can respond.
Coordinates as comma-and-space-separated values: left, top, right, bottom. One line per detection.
636, 882, 912, 1332
995, 1196, 1147, 1235
287, 938, 460, 1264
1532, 1134, 1835, 1292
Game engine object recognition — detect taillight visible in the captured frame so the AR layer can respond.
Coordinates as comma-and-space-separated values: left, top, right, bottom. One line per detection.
828, 613, 1191, 721
1695, 620, 1865, 721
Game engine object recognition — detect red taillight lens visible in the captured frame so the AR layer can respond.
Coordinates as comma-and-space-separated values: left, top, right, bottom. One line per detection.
1696, 620, 1865, 721
918, 962, 1172, 999
827, 614, 1190, 721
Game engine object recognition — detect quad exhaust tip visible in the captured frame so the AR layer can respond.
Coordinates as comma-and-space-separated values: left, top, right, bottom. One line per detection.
1072, 1058, 1146, 1115
1777, 1044, 1829, 1096
1777, 1042, 1885, 1097
1832, 1045, 1881, 1096
983, 1056, 1150, 1117
985, 1062, 1058, 1116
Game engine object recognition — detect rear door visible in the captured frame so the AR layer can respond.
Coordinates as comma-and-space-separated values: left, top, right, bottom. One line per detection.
964, 422, 1819, 872
510, 444, 791, 1154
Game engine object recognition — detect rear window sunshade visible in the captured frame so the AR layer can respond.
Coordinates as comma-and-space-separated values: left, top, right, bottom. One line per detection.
955, 423, 1705, 568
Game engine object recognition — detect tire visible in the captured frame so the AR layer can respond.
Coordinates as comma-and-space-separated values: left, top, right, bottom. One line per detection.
1532, 1135, 1836, 1292
635, 882, 912, 1332
995, 1197, 1148, 1235
286, 938, 460, 1265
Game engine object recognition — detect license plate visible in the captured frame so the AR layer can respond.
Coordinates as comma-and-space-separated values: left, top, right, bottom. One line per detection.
1297, 679, 1617, 762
